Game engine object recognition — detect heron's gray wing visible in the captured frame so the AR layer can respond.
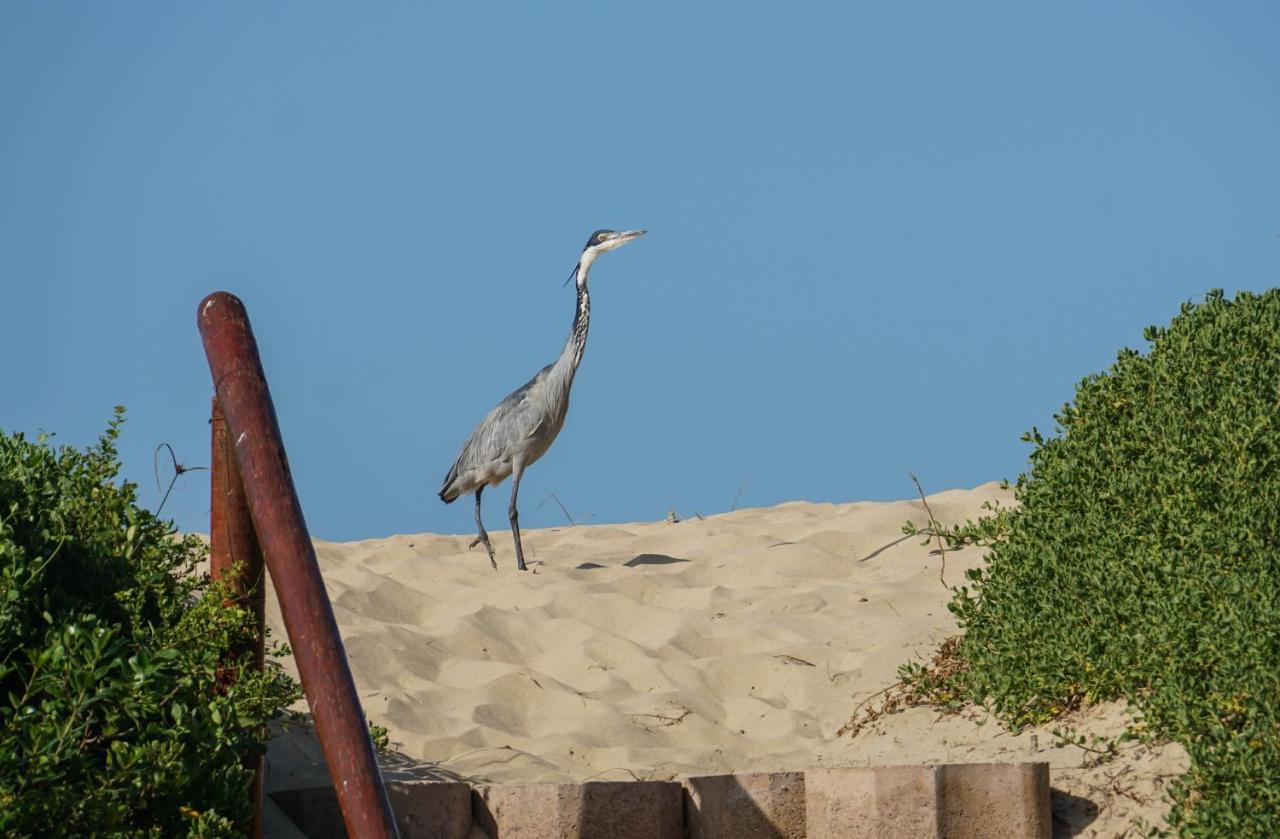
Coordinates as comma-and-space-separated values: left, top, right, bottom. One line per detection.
448, 364, 553, 474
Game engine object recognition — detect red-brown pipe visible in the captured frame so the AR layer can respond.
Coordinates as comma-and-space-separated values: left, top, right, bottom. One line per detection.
210, 397, 266, 839
198, 292, 398, 839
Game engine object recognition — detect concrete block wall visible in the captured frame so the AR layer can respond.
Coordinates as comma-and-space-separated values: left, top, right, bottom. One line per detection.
269, 761, 1049, 838
683, 771, 806, 838
270, 780, 471, 839
805, 763, 1050, 839
473, 781, 683, 839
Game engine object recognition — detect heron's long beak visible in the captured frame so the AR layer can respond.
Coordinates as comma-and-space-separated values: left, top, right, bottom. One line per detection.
610, 229, 647, 244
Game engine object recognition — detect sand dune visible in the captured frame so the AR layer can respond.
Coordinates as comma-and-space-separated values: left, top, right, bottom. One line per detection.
263, 483, 1186, 836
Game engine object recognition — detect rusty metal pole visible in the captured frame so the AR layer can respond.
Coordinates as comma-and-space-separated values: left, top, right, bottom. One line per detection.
210, 397, 266, 839
198, 291, 398, 839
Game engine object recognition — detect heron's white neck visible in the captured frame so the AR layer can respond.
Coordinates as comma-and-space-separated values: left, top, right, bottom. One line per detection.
543, 248, 603, 412
543, 251, 591, 387
576, 248, 599, 285
565, 254, 593, 366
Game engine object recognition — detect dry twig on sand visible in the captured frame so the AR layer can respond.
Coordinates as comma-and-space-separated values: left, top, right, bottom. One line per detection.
837, 636, 968, 738
909, 472, 949, 587
774, 654, 817, 667
626, 703, 693, 731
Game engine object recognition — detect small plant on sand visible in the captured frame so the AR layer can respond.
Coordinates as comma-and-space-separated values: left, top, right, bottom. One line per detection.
368, 719, 390, 753
888, 290, 1280, 837
837, 636, 970, 738
0, 410, 300, 837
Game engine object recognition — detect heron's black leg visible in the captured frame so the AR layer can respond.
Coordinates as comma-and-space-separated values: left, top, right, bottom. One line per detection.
509, 463, 527, 571
470, 485, 497, 569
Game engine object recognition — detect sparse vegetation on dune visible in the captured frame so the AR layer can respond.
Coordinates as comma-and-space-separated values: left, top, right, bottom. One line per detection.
0, 410, 299, 837
900, 290, 1280, 836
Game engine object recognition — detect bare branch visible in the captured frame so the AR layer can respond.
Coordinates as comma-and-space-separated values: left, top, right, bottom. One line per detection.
535, 492, 594, 526
909, 472, 948, 587
152, 443, 208, 517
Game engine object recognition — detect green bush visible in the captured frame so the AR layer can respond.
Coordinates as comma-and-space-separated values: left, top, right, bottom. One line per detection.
0, 410, 300, 837
930, 289, 1280, 836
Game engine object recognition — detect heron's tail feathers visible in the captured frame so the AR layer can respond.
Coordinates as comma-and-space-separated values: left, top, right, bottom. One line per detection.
439, 464, 462, 503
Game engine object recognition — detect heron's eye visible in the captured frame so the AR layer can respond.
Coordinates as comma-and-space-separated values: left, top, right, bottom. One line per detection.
596, 232, 608, 242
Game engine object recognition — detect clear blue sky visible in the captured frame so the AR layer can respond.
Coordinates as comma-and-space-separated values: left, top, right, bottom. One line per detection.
3, 3, 1278, 541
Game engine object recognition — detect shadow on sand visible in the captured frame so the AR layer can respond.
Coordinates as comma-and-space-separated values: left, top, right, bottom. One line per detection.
624, 553, 689, 567
1051, 787, 1101, 837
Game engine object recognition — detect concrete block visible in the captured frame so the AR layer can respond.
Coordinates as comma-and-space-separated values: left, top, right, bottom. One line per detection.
938, 762, 1050, 839
806, 763, 1051, 839
806, 765, 941, 838
473, 781, 682, 839
270, 780, 471, 839
388, 780, 475, 839
682, 772, 806, 839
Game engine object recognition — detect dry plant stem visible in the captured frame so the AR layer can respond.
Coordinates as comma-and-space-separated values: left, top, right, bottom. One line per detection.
536, 492, 576, 525
626, 704, 693, 728
838, 636, 968, 738
836, 682, 901, 737
910, 472, 948, 586
152, 442, 208, 517
535, 492, 595, 526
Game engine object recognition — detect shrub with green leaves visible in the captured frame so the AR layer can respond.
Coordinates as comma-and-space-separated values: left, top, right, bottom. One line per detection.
932, 289, 1280, 836
0, 410, 300, 837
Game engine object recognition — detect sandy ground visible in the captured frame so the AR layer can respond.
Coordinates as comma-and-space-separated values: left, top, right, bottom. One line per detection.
261, 483, 1187, 837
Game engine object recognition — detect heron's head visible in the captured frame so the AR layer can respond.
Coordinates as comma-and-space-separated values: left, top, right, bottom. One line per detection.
583, 228, 646, 255
567, 228, 646, 285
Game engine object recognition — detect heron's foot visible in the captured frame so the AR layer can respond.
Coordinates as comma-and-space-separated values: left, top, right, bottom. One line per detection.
469, 534, 498, 569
